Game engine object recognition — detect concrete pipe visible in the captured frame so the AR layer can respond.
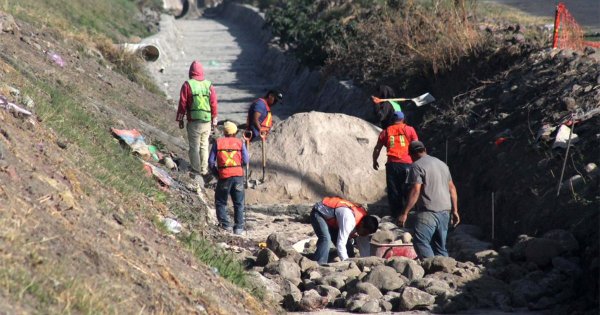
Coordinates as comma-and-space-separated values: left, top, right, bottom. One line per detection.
118, 43, 160, 62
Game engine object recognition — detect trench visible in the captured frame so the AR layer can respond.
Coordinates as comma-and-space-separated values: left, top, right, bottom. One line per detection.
143, 1, 598, 313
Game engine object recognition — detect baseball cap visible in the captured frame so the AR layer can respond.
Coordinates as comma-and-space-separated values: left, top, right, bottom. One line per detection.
268, 89, 283, 101
223, 121, 238, 135
409, 141, 426, 153
393, 111, 404, 120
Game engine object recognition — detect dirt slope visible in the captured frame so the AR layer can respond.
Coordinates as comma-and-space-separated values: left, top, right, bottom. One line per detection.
0, 10, 273, 315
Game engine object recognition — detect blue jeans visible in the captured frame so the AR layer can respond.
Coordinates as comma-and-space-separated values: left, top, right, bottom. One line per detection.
214, 176, 245, 230
386, 162, 411, 218
310, 208, 354, 265
413, 210, 450, 258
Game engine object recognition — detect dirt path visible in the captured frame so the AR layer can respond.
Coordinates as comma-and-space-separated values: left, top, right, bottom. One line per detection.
486, 0, 600, 32
148, 15, 272, 125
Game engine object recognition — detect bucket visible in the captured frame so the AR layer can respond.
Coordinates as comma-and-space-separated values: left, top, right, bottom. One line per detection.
370, 242, 418, 259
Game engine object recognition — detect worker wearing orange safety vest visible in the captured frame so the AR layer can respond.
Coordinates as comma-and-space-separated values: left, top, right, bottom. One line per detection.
372, 111, 419, 219
310, 196, 380, 265
209, 121, 249, 235
246, 90, 283, 142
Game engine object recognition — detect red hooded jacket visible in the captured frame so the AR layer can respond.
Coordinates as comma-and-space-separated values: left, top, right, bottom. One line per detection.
176, 61, 218, 122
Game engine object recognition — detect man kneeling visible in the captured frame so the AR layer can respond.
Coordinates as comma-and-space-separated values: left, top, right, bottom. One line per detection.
310, 196, 379, 265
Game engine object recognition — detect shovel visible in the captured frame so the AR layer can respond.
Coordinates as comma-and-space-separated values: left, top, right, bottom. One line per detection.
260, 131, 268, 183
242, 130, 253, 188
371, 93, 435, 107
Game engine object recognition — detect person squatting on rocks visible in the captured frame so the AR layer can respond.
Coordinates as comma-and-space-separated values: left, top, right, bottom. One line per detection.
310, 196, 380, 265
399, 141, 460, 258
372, 111, 419, 219
246, 89, 283, 142
374, 85, 404, 129
176, 60, 219, 183
208, 121, 249, 235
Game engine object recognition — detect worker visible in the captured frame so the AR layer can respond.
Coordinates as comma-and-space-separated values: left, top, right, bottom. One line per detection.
208, 121, 249, 235
246, 90, 283, 141
372, 111, 419, 219
374, 85, 404, 129
310, 196, 380, 265
176, 60, 218, 183
399, 141, 460, 258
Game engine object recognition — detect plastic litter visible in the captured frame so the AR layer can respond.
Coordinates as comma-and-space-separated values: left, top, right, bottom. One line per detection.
0, 95, 32, 116
161, 217, 182, 234
552, 124, 579, 149
143, 161, 174, 188
48, 51, 65, 67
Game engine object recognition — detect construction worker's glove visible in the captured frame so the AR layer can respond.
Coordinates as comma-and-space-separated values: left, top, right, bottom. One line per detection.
178, 120, 184, 129
212, 117, 218, 128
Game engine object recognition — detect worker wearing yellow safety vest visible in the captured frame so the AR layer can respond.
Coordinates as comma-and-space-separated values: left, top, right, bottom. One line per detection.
176, 60, 218, 183
246, 90, 283, 141
310, 196, 380, 265
208, 121, 249, 235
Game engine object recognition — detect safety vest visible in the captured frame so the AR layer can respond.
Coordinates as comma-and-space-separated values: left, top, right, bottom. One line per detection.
389, 100, 402, 112
322, 197, 367, 229
386, 123, 410, 160
188, 79, 212, 122
216, 137, 243, 179
261, 100, 273, 132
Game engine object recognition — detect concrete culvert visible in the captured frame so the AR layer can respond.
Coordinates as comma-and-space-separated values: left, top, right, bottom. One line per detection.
246, 111, 387, 205
117, 43, 160, 62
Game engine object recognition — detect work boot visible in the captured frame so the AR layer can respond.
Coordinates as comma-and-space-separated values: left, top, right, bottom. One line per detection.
219, 225, 233, 233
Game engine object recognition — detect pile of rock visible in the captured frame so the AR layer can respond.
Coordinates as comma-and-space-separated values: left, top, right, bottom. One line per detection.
245, 224, 588, 313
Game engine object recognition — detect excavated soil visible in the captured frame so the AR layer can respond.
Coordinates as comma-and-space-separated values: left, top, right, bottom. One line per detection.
245, 112, 387, 205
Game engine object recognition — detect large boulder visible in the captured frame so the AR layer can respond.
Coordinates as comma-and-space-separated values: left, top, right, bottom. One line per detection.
349, 256, 386, 271
315, 285, 341, 305
360, 300, 382, 313
316, 274, 347, 289
255, 248, 279, 267
399, 287, 435, 311
542, 229, 579, 253
363, 265, 406, 292
511, 234, 534, 261
298, 256, 320, 274
346, 281, 383, 299
386, 257, 425, 280
421, 256, 457, 274
264, 258, 302, 285
267, 233, 302, 262
281, 280, 302, 310
327, 261, 362, 278
297, 289, 328, 312
525, 238, 561, 267
372, 230, 396, 244
345, 293, 371, 312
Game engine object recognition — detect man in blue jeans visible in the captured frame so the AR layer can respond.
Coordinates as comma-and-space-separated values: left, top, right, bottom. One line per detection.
310, 196, 380, 265
209, 121, 249, 235
399, 141, 460, 258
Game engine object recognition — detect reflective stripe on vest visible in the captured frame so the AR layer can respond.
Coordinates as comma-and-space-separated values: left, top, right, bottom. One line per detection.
389, 101, 402, 112
188, 79, 212, 122
216, 137, 244, 179
261, 102, 272, 132
386, 123, 410, 160
321, 196, 367, 229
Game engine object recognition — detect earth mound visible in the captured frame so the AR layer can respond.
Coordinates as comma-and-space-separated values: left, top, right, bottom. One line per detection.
246, 111, 387, 205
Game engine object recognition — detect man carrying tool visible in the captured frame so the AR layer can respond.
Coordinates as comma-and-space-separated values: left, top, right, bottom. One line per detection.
176, 60, 218, 183
399, 141, 460, 258
372, 111, 419, 219
373, 85, 404, 129
246, 90, 283, 142
208, 121, 249, 235
310, 196, 380, 265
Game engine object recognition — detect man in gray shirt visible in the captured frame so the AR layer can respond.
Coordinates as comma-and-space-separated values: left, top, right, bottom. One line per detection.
399, 141, 460, 258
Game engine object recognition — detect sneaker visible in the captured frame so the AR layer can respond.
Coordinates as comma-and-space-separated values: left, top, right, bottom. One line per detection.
219, 225, 233, 233
202, 173, 215, 184
233, 229, 244, 235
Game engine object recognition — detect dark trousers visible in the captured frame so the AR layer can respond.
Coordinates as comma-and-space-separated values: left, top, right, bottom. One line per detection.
386, 162, 411, 218
214, 176, 245, 230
